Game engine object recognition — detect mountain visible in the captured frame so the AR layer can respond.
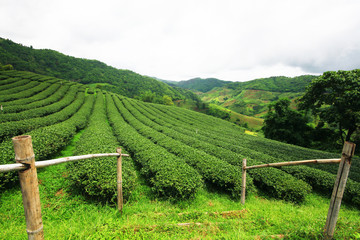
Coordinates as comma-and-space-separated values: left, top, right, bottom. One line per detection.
200, 75, 318, 119
175, 77, 232, 92
0, 38, 198, 102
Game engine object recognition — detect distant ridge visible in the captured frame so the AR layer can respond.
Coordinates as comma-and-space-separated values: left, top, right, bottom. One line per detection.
175, 77, 232, 92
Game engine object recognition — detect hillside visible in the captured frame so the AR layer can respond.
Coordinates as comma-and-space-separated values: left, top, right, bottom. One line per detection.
200, 75, 318, 118
1, 70, 359, 199
0, 38, 199, 103
0, 70, 359, 238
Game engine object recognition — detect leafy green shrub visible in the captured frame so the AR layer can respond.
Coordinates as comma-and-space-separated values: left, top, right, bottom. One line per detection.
120, 97, 255, 198
143, 99, 360, 206
123, 98, 311, 202
0, 94, 94, 190
0, 78, 27, 90
0, 86, 83, 140
0, 83, 63, 113
0, 81, 46, 102
0, 84, 75, 122
107, 94, 203, 199
67, 92, 137, 202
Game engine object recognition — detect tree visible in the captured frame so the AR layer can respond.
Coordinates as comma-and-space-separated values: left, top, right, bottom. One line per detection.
262, 98, 311, 146
162, 95, 174, 105
299, 70, 360, 143
138, 90, 156, 102
206, 104, 230, 120
0, 63, 13, 71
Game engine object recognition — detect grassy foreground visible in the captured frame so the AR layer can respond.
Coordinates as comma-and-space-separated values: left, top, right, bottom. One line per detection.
1, 160, 359, 240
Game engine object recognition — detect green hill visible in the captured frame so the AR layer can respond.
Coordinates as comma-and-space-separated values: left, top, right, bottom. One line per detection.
200, 75, 318, 119
0, 38, 199, 103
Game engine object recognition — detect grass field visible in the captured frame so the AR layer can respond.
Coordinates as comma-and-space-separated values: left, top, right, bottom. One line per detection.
1, 160, 359, 239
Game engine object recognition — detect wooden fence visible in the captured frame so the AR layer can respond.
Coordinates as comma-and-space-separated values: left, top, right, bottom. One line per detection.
0, 135, 129, 240
0, 136, 356, 240
241, 141, 356, 240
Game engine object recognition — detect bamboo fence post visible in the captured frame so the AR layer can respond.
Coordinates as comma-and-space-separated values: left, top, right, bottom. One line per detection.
241, 158, 247, 205
324, 141, 356, 240
12, 135, 44, 240
116, 148, 123, 213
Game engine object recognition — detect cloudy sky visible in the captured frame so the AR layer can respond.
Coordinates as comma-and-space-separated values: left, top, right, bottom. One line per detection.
1, 0, 360, 82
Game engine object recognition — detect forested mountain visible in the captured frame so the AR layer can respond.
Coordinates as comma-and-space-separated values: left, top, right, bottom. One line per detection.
175, 77, 232, 92
0, 38, 198, 102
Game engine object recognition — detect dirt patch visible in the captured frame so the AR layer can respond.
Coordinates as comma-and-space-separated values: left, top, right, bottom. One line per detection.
219, 210, 248, 219
255, 234, 285, 239
55, 188, 64, 197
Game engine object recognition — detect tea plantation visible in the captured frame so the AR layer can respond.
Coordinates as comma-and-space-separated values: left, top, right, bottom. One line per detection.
0, 70, 359, 239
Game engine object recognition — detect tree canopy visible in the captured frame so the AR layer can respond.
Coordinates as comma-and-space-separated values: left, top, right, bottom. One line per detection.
262, 98, 311, 147
299, 69, 360, 143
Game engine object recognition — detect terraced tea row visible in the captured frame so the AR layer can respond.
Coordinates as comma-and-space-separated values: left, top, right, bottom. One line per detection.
0, 83, 63, 114
147, 99, 360, 182
0, 71, 94, 189
0, 84, 74, 122
0, 71, 358, 207
119, 97, 311, 202
122, 97, 360, 206
106, 93, 203, 199
0, 94, 94, 189
0, 87, 85, 141
68, 92, 137, 202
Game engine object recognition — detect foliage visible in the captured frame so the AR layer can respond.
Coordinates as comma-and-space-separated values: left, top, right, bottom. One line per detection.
262, 98, 311, 147
0, 85, 84, 141
107, 94, 203, 199
0, 62, 13, 70
118, 97, 254, 199
205, 104, 231, 120
136, 90, 175, 105
68, 92, 137, 202
0, 93, 94, 190
126, 98, 315, 202
0, 84, 73, 122
299, 69, 360, 143
162, 95, 174, 105
144, 100, 360, 206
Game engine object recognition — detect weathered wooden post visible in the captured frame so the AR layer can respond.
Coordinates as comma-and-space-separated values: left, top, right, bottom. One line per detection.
116, 148, 123, 213
12, 135, 44, 240
241, 158, 247, 205
324, 142, 356, 240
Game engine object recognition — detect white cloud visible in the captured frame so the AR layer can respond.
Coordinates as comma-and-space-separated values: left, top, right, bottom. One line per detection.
1, 0, 360, 81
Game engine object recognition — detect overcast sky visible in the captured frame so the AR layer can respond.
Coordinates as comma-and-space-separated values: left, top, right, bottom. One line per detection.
1, 0, 360, 82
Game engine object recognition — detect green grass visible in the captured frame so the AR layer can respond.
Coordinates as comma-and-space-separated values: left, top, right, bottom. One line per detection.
1, 161, 359, 239
56, 129, 85, 157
